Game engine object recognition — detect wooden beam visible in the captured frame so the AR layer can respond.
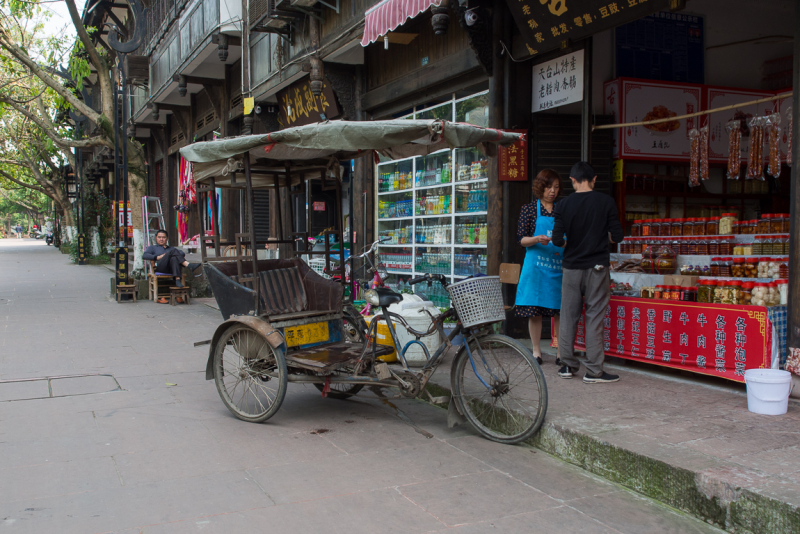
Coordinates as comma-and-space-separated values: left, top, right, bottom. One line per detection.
173, 74, 224, 86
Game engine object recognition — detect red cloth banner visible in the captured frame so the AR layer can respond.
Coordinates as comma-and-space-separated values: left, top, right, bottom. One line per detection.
574, 297, 772, 383
498, 130, 528, 181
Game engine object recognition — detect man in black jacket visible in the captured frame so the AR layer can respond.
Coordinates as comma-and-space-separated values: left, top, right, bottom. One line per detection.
142, 230, 201, 287
551, 162, 625, 383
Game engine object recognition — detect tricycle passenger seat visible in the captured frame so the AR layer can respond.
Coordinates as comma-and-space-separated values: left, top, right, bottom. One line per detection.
258, 268, 307, 315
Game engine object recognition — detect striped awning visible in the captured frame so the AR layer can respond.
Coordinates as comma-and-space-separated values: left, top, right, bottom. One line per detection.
361, 0, 441, 47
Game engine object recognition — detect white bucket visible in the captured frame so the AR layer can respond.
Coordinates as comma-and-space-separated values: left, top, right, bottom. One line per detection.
387, 295, 442, 367
744, 369, 793, 415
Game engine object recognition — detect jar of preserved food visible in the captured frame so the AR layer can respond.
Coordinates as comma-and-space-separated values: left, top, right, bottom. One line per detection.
693, 217, 706, 236
671, 285, 683, 300
660, 219, 671, 236
653, 285, 665, 299
681, 287, 697, 302
777, 279, 788, 305
733, 244, 743, 256
677, 237, 688, 256
706, 217, 720, 235
732, 221, 741, 234
697, 280, 713, 303
682, 218, 694, 236
764, 235, 777, 255
720, 257, 733, 277
709, 257, 720, 277
751, 236, 763, 255
742, 242, 753, 256
779, 257, 789, 278
687, 236, 698, 255
757, 257, 772, 278
782, 214, 791, 233
781, 234, 790, 255
656, 245, 678, 275
696, 238, 709, 255
732, 257, 746, 277
758, 215, 771, 234
749, 220, 759, 234
630, 220, 641, 237
651, 219, 661, 236
640, 245, 655, 274
740, 282, 754, 305
752, 283, 769, 306
726, 280, 742, 304
671, 219, 682, 236
708, 237, 720, 256
745, 257, 759, 278
719, 213, 737, 235
641, 219, 651, 236
767, 282, 780, 306
720, 237, 734, 256
712, 280, 730, 304
771, 214, 783, 234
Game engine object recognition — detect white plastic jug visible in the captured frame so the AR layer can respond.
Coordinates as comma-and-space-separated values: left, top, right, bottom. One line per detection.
387, 294, 442, 367
744, 369, 793, 415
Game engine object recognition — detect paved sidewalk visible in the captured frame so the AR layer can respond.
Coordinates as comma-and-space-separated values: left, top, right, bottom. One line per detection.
0, 239, 720, 533
428, 338, 800, 533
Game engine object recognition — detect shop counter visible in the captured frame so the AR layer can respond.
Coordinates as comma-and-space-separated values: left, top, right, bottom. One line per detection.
572, 297, 786, 383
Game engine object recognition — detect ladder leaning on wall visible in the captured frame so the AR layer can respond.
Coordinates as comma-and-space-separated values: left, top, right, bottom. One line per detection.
142, 196, 166, 276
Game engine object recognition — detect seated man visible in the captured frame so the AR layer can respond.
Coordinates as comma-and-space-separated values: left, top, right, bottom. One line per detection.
142, 230, 202, 291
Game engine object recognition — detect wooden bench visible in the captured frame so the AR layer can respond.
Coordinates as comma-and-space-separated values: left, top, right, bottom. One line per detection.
116, 283, 137, 303
170, 286, 190, 305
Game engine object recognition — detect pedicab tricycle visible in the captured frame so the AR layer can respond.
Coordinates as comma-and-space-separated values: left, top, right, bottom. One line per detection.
181, 120, 548, 444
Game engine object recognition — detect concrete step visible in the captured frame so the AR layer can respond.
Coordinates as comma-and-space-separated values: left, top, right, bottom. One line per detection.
426, 344, 800, 534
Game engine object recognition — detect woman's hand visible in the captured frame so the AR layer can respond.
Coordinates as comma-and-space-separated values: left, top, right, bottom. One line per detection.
520, 235, 551, 247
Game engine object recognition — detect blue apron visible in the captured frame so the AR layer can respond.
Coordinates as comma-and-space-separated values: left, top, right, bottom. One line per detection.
515, 200, 562, 310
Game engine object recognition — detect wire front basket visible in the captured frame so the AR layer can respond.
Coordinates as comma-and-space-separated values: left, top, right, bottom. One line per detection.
447, 276, 506, 328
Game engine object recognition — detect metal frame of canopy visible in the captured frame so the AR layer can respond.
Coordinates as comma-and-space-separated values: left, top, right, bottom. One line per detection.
179, 119, 523, 316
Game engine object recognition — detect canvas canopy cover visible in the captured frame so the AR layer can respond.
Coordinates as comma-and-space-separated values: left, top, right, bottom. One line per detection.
178, 119, 524, 188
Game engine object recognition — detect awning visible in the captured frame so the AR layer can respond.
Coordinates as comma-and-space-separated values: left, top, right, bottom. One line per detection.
361, 0, 441, 47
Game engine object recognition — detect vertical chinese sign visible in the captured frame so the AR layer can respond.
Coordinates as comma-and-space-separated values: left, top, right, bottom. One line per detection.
498, 130, 528, 181
507, 0, 673, 58
116, 201, 132, 238
574, 297, 772, 383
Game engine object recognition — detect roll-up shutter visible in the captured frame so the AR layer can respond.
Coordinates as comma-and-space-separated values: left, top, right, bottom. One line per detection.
252, 190, 271, 242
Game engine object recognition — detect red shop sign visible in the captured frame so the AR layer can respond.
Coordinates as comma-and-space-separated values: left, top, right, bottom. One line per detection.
313, 201, 326, 212
498, 130, 528, 182
574, 297, 772, 383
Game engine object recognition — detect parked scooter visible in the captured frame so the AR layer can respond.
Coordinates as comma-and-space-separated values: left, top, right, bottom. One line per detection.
45, 231, 54, 245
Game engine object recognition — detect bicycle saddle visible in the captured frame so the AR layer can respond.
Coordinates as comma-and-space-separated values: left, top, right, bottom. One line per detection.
373, 288, 403, 307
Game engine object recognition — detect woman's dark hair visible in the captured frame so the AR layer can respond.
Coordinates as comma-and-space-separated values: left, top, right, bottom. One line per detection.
532, 169, 560, 200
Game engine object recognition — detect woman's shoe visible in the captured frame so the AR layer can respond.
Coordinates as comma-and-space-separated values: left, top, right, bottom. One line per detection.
534, 355, 543, 365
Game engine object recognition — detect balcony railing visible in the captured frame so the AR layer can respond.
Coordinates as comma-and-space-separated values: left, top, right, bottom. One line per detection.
139, 0, 189, 56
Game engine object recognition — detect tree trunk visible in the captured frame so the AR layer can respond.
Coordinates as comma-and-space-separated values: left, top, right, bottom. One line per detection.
127, 141, 148, 277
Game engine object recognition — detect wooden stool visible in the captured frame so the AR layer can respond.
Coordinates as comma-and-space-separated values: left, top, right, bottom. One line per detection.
169, 286, 190, 306
116, 283, 137, 303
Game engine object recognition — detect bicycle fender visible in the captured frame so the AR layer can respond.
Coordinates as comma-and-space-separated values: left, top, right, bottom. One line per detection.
205, 316, 285, 380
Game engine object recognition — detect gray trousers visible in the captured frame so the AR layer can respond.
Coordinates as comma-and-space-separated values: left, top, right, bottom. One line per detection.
558, 266, 611, 376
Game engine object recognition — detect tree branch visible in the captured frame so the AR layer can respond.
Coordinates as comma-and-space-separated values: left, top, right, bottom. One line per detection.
0, 168, 48, 196
65, 0, 107, 79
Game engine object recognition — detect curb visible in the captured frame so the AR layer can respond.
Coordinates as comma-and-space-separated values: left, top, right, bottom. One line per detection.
423, 381, 800, 534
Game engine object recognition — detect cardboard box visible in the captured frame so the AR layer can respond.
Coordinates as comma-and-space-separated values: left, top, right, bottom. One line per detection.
662, 275, 699, 287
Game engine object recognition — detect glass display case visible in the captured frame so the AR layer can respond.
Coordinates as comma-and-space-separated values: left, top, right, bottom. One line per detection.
375, 92, 491, 304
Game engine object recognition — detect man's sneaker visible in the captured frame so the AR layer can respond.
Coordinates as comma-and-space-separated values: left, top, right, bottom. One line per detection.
558, 365, 578, 379
583, 371, 620, 384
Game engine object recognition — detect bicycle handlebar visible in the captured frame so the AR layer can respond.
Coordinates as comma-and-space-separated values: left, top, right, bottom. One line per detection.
347, 237, 389, 262
408, 273, 448, 288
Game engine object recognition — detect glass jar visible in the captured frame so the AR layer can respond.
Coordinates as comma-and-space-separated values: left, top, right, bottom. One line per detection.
757, 257, 772, 278
732, 257, 746, 278
640, 244, 655, 274
782, 214, 791, 233
708, 237, 720, 256
641, 219, 652, 236
781, 234, 790, 255
651, 219, 661, 237
744, 257, 759, 278
777, 279, 788, 305
706, 217, 720, 235
749, 220, 759, 234
693, 217, 706, 236
671, 219, 682, 236
770, 215, 783, 234
752, 283, 769, 306
742, 242, 753, 256
733, 244, 743, 256
631, 220, 641, 237
687, 236, 698, 255
697, 280, 713, 303
758, 215, 771, 234
676, 237, 687, 256
764, 235, 777, 255
681, 287, 697, 302
726, 280, 742, 304
719, 213, 737, 235
682, 218, 694, 236
696, 238, 709, 255
740, 282, 754, 305
656, 245, 678, 275
720, 237, 733, 256
712, 280, 729, 304
732, 221, 741, 234
719, 257, 732, 277
671, 285, 683, 300
751, 236, 763, 255
653, 285, 665, 299
767, 282, 780, 306
779, 257, 789, 278
709, 257, 720, 277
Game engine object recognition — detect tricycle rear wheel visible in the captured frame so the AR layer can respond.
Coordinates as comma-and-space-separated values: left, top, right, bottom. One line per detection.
213, 324, 288, 423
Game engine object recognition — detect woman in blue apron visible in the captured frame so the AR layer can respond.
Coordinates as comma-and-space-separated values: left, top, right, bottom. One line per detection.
515, 169, 563, 365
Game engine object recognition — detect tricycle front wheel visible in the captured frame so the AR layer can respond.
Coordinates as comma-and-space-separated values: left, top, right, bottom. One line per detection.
213, 324, 288, 423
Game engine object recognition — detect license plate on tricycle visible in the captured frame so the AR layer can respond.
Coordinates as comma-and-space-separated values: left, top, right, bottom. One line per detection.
284, 321, 330, 347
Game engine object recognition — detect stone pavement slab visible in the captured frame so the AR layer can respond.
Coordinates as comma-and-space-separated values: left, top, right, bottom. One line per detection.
0, 240, 726, 533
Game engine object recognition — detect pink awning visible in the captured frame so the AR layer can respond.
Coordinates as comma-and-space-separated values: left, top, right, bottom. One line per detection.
361, 0, 441, 47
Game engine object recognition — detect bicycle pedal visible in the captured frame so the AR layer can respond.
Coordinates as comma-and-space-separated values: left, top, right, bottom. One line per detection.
375, 362, 391, 380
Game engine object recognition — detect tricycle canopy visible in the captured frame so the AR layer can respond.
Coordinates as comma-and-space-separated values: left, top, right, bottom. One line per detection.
179, 119, 524, 187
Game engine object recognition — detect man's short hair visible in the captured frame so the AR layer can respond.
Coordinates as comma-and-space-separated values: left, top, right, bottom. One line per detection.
570, 162, 595, 183
156, 230, 168, 238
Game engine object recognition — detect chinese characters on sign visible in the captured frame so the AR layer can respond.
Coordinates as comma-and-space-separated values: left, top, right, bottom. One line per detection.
498, 130, 528, 181
507, 0, 673, 59
575, 297, 772, 383
313, 201, 326, 212
115, 201, 132, 238
532, 50, 584, 113
277, 77, 341, 128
